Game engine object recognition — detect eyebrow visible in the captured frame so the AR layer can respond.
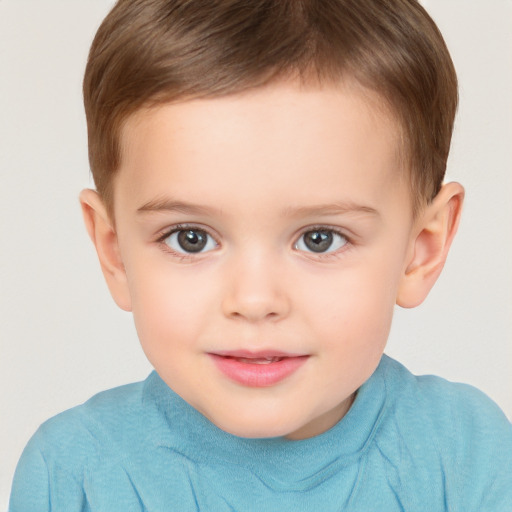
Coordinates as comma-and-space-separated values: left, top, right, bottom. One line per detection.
282, 202, 380, 218
137, 198, 379, 218
137, 198, 221, 216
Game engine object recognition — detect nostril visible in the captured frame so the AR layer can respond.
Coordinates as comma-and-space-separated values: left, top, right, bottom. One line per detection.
228, 309, 280, 321
224, 299, 289, 322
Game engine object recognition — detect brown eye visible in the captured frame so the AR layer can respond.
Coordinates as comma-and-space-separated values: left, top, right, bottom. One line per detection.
295, 229, 347, 254
164, 228, 216, 254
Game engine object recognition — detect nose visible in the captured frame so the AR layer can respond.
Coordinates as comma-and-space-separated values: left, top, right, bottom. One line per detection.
221, 251, 291, 322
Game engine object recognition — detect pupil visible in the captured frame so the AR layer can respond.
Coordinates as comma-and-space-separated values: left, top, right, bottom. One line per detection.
177, 230, 207, 252
304, 230, 333, 253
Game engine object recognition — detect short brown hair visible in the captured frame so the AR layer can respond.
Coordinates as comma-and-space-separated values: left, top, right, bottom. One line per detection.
83, 0, 457, 216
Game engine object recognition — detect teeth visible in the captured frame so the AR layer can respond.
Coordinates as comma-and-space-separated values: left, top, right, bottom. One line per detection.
236, 356, 283, 364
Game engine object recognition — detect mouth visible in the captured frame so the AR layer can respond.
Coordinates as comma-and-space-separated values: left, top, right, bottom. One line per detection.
227, 356, 284, 364
208, 350, 309, 387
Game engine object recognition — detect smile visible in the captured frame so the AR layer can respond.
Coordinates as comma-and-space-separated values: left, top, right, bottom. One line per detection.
208, 351, 309, 387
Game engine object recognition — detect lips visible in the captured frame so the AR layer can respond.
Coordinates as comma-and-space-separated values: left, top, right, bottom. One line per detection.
208, 350, 309, 387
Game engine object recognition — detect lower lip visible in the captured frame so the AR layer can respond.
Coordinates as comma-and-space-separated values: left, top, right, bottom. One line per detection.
208, 354, 309, 387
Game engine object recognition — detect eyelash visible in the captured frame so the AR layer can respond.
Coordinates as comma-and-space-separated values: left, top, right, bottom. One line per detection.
155, 224, 353, 260
295, 225, 352, 260
156, 224, 218, 261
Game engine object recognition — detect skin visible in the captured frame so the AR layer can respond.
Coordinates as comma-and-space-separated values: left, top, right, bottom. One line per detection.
81, 80, 464, 440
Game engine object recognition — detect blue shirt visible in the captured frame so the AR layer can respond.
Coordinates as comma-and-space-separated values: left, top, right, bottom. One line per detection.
9, 355, 512, 511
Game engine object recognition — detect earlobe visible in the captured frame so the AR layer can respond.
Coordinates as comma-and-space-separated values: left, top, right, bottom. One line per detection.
396, 182, 464, 308
79, 189, 132, 311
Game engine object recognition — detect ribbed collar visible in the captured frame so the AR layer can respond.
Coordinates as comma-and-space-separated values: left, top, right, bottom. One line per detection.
142, 355, 392, 491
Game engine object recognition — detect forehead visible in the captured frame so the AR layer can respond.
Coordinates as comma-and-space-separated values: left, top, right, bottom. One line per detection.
115, 80, 407, 215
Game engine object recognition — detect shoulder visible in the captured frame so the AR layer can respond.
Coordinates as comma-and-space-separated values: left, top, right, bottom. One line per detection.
381, 355, 511, 438
26, 376, 153, 474
378, 355, 512, 509
10, 377, 156, 511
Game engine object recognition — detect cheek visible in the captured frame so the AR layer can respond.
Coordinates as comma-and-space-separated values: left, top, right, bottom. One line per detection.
127, 263, 213, 353
306, 272, 397, 394
307, 257, 401, 350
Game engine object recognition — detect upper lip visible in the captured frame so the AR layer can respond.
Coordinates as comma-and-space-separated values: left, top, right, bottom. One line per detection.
210, 350, 306, 358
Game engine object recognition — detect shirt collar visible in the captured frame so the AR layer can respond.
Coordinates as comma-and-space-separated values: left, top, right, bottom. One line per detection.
141, 355, 391, 489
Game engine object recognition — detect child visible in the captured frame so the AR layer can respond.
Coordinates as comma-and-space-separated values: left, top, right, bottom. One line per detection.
9, 0, 512, 510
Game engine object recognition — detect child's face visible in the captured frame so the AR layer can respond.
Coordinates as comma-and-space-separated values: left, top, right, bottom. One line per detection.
108, 81, 417, 440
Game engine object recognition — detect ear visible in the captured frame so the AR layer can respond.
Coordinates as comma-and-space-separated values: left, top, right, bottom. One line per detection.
79, 189, 132, 311
396, 182, 464, 308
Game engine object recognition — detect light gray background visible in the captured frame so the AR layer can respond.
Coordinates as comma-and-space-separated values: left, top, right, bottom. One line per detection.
1, 1, 511, 507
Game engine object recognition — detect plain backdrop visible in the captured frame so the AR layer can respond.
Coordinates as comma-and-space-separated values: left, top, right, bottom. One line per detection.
1, 0, 511, 507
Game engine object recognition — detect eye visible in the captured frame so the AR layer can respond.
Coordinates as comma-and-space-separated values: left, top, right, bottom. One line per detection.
163, 228, 217, 254
295, 229, 348, 254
